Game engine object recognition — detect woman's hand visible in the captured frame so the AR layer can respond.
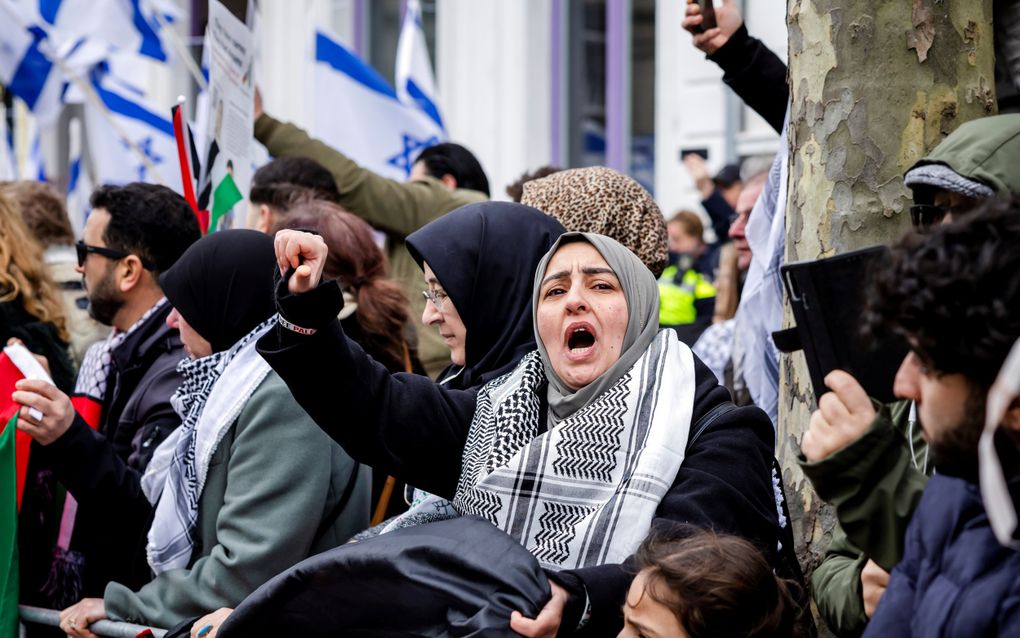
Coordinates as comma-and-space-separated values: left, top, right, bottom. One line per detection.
191, 607, 234, 638
59, 598, 107, 638
12, 378, 75, 445
510, 580, 568, 638
274, 229, 328, 294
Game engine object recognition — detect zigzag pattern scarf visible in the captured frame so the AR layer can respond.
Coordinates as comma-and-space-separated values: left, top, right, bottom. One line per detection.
144, 317, 275, 574
453, 330, 696, 570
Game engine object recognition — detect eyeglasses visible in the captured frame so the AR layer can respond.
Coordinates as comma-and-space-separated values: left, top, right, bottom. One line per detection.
909, 204, 949, 233
422, 288, 448, 311
76, 241, 156, 270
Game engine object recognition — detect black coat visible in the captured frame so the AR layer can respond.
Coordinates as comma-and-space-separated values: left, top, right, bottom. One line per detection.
19, 303, 186, 608
709, 23, 789, 135
256, 281, 780, 636
0, 300, 75, 393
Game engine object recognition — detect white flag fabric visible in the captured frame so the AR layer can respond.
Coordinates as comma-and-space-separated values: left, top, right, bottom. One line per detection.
732, 112, 790, 427
395, 0, 444, 131
311, 28, 444, 181
37, 0, 180, 63
84, 70, 181, 192
0, 3, 66, 124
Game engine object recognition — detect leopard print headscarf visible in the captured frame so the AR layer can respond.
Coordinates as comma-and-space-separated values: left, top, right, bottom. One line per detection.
521, 166, 668, 277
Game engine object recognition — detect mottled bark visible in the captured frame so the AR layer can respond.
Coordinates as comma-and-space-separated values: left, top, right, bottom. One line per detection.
781, 0, 995, 579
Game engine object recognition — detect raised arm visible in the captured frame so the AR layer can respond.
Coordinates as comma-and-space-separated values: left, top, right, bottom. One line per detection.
682, 0, 789, 133
256, 230, 478, 497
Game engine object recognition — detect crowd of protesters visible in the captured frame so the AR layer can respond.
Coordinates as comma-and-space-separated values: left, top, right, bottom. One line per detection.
4, 1, 1020, 637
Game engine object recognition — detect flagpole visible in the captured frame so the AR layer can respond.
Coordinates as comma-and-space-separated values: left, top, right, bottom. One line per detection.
0, 3, 168, 186
149, 7, 208, 92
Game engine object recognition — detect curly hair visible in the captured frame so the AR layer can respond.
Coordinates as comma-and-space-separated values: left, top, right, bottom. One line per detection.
633, 530, 803, 638
862, 198, 1020, 389
279, 201, 411, 372
0, 192, 69, 340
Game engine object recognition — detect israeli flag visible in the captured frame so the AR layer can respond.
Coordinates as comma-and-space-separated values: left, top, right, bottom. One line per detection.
311, 28, 444, 182
84, 70, 181, 192
395, 0, 443, 131
37, 0, 180, 63
0, 4, 65, 123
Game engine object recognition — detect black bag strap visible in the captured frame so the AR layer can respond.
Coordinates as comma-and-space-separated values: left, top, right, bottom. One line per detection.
686, 401, 739, 453
313, 460, 362, 545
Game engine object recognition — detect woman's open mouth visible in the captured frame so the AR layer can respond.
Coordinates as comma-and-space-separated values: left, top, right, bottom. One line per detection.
564, 322, 597, 359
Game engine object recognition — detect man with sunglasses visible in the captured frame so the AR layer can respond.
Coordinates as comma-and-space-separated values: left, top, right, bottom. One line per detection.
14, 183, 201, 614
904, 113, 1020, 232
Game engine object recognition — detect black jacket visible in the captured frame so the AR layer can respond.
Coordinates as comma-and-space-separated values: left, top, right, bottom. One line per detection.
257, 281, 780, 636
20, 303, 186, 608
708, 23, 789, 135
0, 300, 75, 393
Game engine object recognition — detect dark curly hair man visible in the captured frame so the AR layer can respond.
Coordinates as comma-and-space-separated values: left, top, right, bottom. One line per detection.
859, 198, 1020, 637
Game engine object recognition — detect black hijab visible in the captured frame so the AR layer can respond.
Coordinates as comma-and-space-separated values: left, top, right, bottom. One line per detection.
159, 229, 277, 353
406, 202, 565, 390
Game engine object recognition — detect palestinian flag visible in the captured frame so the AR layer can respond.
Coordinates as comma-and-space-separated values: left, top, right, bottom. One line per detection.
171, 99, 211, 234
0, 410, 18, 638
0, 345, 51, 511
210, 171, 243, 233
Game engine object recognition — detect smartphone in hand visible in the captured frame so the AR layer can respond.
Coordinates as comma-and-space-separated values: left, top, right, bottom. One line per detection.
698, 0, 717, 32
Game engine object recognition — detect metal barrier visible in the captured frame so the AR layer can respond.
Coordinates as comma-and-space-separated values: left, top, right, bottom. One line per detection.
18, 605, 167, 638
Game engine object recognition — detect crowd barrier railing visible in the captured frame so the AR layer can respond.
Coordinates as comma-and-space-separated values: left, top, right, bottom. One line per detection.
18, 605, 167, 637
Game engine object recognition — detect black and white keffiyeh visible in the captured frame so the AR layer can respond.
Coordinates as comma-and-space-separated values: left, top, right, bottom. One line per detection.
453, 329, 696, 571
143, 317, 276, 574
74, 298, 167, 401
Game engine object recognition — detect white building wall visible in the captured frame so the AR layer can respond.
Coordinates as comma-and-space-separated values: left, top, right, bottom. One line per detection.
654, 0, 787, 218
435, 0, 552, 201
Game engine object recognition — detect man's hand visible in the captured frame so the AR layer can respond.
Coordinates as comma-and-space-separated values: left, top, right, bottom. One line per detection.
191, 607, 234, 638
682, 153, 714, 198
12, 378, 76, 445
801, 370, 876, 462
682, 0, 743, 56
274, 229, 328, 294
861, 559, 889, 618
59, 598, 107, 638
510, 580, 568, 638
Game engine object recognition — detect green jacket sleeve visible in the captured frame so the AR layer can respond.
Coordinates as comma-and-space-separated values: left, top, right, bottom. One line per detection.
812, 526, 869, 638
103, 376, 340, 627
799, 402, 929, 571
253, 114, 485, 237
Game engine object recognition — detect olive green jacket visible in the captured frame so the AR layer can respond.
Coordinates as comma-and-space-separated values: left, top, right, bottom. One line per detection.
104, 372, 370, 628
254, 115, 487, 377
800, 400, 930, 637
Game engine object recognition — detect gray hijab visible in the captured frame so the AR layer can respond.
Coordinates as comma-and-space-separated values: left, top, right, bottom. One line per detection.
532, 232, 660, 421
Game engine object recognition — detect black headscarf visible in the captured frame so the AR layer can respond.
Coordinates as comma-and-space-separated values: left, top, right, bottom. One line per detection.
406, 202, 565, 390
159, 229, 277, 353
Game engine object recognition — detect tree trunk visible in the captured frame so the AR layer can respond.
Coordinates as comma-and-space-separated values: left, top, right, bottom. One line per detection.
781, 0, 995, 585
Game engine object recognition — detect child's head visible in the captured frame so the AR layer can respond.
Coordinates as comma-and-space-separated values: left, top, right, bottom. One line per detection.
619, 531, 801, 638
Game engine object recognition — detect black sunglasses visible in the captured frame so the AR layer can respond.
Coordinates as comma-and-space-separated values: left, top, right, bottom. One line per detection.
76, 241, 156, 270
908, 204, 949, 233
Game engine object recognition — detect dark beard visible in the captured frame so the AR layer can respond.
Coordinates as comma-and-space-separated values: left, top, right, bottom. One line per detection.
85, 267, 122, 326
929, 390, 985, 481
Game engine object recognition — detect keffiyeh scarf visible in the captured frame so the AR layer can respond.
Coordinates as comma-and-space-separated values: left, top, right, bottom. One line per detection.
453, 330, 696, 570
143, 316, 276, 574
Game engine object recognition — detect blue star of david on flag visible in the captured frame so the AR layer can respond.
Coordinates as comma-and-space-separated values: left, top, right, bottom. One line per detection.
387, 132, 440, 177
120, 135, 164, 181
